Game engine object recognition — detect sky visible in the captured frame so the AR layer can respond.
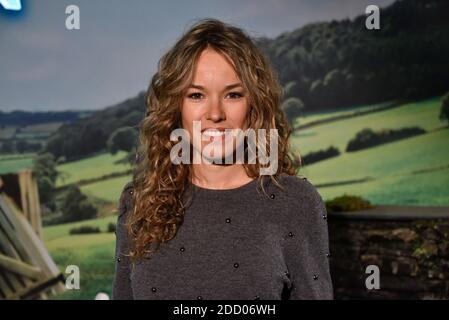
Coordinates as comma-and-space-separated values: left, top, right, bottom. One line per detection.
0, 0, 395, 112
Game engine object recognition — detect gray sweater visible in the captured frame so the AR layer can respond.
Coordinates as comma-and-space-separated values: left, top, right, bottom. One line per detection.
112, 175, 333, 300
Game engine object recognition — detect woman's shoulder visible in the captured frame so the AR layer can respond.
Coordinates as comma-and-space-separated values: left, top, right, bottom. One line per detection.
272, 175, 328, 233
123, 181, 134, 192
118, 181, 135, 217
271, 174, 326, 219
274, 175, 322, 202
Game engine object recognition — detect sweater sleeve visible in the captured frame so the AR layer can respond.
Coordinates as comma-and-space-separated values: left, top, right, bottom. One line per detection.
111, 182, 134, 300
283, 178, 334, 300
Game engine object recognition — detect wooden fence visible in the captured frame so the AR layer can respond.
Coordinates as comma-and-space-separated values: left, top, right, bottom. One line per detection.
0, 170, 65, 299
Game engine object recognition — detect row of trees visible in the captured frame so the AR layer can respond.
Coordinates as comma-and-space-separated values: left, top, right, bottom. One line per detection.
44, 92, 145, 161
0, 140, 42, 154
346, 127, 426, 152
259, 0, 449, 112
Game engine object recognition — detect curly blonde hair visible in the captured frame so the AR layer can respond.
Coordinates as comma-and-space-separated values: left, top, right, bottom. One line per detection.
128, 18, 300, 261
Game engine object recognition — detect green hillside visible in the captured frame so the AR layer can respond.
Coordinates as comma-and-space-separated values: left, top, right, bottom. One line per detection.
301, 127, 448, 182
56, 151, 131, 187
295, 96, 448, 205
292, 96, 442, 154
316, 166, 449, 206
0, 153, 35, 174
79, 175, 132, 202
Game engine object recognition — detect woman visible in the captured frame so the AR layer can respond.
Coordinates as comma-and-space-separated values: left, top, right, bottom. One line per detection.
112, 18, 333, 300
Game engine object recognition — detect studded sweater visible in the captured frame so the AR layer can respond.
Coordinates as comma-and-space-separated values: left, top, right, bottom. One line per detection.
112, 175, 333, 300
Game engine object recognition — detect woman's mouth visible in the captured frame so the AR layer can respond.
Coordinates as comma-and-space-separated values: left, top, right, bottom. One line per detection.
201, 128, 235, 142
202, 129, 225, 138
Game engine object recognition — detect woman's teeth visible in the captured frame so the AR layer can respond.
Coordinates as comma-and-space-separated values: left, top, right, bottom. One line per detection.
203, 130, 225, 137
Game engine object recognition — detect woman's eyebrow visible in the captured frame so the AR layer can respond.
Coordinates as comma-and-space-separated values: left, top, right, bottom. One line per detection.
188, 83, 243, 90
224, 82, 243, 90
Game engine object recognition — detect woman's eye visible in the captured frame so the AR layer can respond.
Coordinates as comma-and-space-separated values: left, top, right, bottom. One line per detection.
188, 92, 204, 100
226, 92, 243, 99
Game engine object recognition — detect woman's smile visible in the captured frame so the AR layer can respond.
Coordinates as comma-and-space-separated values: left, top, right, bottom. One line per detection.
201, 127, 233, 142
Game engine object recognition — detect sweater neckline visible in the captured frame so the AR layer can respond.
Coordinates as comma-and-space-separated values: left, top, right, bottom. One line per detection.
189, 177, 258, 195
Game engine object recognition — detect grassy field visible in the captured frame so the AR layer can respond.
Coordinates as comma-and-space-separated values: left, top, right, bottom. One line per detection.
316, 166, 449, 206
301, 128, 449, 184
80, 174, 132, 202
294, 96, 449, 205
44, 215, 117, 242
43, 216, 117, 300
292, 96, 443, 154
0, 123, 63, 171
0, 153, 35, 174
56, 151, 131, 187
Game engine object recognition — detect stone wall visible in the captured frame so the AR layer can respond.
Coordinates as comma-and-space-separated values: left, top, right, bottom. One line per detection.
328, 214, 449, 299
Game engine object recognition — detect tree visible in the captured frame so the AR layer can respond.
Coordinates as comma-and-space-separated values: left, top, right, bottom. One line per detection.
282, 97, 305, 128
107, 127, 138, 155
61, 185, 97, 222
32, 153, 59, 204
440, 91, 449, 126
37, 176, 54, 205
283, 81, 300, 99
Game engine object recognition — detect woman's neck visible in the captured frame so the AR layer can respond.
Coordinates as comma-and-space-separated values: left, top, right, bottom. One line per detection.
190, 163, 253, 189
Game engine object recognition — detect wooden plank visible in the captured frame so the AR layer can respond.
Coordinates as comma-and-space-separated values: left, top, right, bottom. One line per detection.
0, 174, 65, 299
7, 274, 64, 300
18, 171, 29, 223
1, 195, 63, 286
0, 205, 65, 299
0, 225, 36, 297
0, 269, 31, 300
0, 253, 44, 280
18, 170, 43, 239
0, 270, 14, 299
0, 201, 34, 265
30, 172, 43, 239
1, 198, 50, 272
0, 233, 28, 297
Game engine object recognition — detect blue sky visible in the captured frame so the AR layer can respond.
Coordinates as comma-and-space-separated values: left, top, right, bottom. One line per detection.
0, 0, 395, 112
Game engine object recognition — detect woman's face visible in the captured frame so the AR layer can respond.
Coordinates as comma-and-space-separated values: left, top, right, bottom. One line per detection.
181, 47, 250, 163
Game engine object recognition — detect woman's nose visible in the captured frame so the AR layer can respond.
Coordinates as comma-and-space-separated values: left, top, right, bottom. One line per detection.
206, 98, 226, 122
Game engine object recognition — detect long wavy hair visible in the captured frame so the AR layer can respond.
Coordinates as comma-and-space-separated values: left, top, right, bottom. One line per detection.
128, 18, 301, 262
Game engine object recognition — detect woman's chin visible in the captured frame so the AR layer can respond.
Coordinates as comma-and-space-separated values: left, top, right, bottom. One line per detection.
200, 150, 235, 164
